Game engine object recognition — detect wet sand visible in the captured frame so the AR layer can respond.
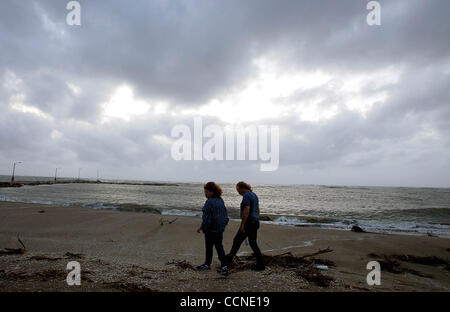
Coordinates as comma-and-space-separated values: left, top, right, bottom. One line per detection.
0, 201, 449, 291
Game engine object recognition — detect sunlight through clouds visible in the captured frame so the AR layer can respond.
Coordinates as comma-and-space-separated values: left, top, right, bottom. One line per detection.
101, 85, 150, 122
11, 102, 54, 121
180, 58, 400, 123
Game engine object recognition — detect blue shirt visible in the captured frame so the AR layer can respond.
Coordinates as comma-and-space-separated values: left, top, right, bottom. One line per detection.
240, 191, 259, 221
201, 197, 229, 233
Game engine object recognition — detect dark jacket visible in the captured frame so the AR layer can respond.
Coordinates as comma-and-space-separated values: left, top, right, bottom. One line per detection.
201, 197, 229, 233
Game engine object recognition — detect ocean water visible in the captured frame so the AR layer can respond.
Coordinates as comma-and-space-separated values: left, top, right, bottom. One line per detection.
0, 175, 449, 237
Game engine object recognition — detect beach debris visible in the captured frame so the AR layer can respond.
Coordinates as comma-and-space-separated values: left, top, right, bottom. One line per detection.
38, 210, 46, 213
0, 248, 25, 255
296, 266, 334, 287
0, 236, 26, 255
0, 270, 28, 280
391, 254, 448, 266
351, 225, 365, 233
103, 281, 158, 292
159, 217, 179, 225
311, 258, 336, 267
299, 247, 333, 259
127, 268, 153, 279
369, 253, 449, 268
366, 253, 440, 278
166, 259, 195, 270
36, 269, 67, 281
376, 256, 403, 274
232, 248, 335, 287
232, 248, 334, 269
29, 255, 62, 261
0, 269, 66, 281
18, 237, 26, 249
315, 265, 328, 270
64, 252, 85, 259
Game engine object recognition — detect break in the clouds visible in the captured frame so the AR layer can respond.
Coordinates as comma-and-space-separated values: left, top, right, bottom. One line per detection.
0, 0, 449, 187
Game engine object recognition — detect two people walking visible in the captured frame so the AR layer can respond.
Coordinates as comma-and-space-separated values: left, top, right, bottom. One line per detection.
196, 181, 265, 275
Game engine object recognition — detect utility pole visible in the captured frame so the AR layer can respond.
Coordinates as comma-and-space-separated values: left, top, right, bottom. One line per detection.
11, 162, 21, 185
54, 167, 61, 183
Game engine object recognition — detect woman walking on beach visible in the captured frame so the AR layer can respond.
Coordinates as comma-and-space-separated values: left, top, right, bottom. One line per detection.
226, 181, 265, 271
197, 182, 229, 275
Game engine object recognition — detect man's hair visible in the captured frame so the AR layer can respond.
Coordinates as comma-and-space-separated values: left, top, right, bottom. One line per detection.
236, 181, 252, 191
204, 181, 223, 198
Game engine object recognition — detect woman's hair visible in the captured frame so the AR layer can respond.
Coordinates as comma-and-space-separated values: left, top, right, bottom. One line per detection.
236, 181, 252, 191
204, 181, 223, 198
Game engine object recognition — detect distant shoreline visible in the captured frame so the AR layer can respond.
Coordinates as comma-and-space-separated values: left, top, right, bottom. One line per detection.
0, 180, 179, 188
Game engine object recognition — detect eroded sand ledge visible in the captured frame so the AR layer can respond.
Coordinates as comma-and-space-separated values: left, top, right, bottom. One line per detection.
0, 201, 449, 291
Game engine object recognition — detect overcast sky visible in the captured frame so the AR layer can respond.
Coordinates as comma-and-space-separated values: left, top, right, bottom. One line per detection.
1, 0, 449, 187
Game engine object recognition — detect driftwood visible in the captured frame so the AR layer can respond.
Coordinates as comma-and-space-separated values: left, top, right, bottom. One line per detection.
64, 252, 85, 259
232, 248, 335, 287
298, 247, 333, 259
29, 255, 62, 261
0, 236, 26, 255
0, 248, 24, 255
369, 253, 449, 267
233, 248, 334, 268
391, 254, 448, 266
365, 253, 449, 278
159, 217, 179, 225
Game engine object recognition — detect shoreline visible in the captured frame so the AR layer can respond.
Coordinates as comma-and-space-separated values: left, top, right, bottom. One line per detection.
1, 197, 449, 238
0, 201, 449, 291
0, 180, 179, 188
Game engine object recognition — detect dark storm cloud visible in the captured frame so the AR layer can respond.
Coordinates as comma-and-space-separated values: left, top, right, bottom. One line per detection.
0, 0, 449, 186
8, 0, 448, 105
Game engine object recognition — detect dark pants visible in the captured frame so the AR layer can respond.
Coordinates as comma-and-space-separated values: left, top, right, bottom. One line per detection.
204, 231, 227, 267
228, 219, 264, 265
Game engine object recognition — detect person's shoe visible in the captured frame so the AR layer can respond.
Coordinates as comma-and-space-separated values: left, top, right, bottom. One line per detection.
217, 266, 229, 275
251, 264, 265, 271
196, 264, 211, 271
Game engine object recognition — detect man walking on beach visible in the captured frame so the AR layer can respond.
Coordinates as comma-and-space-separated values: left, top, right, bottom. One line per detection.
226, 181, 265, 271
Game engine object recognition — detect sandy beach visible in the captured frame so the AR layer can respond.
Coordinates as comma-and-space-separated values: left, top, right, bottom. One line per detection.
0, 201, 449, 292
